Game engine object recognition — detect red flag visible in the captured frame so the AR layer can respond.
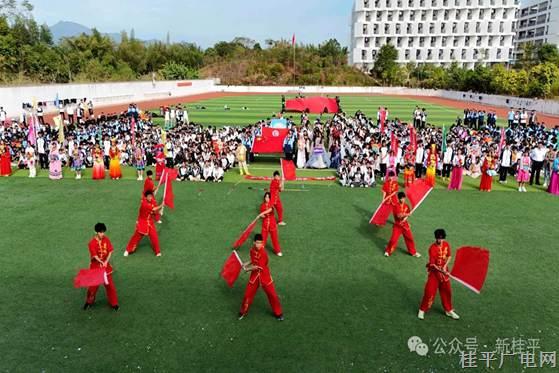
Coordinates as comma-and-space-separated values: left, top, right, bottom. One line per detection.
380, 109, 387, 133
163, 175, 174, 209
158, 167, 178, 186
221, 251, 243, 288
73, 268, 107, 288
292, 34, 296, 47
405, 179, 433, 213
232, 219, 258, 248
450, 246, 490, 294
498, 127, 506, 154
252, 127, 289, 153
131, 117, 136, 146
410, 126, 417, 155
369, 202, 393, 226
390, 130, 398, 154
281, 159, 296, 181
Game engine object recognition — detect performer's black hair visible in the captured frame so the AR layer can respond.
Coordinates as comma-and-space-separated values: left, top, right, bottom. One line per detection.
144, 190, 154, 197
95, 223, 107, 233
254, 234, 263, 241
147, 170, 153, 176
397, 192, 406, 199
273, 171, 280, 177
434, 229, 447, 239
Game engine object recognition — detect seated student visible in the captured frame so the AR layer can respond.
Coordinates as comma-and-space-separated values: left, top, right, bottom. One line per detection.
202, 161, 214, 182
189, 164, 201, 181
213, 162, 224, 182
178, 162, 188, 181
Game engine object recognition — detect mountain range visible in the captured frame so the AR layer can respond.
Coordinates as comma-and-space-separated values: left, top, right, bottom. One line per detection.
49, 21, 160, 44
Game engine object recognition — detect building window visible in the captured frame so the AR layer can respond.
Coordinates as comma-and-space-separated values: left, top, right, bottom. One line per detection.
418, 24, 423, 34
387, 11, 393, 21
405, 49, 410, 59
464, 22, 470, 33
442, 36, 448, 46
476, 22, 481, 33
362, 50, 367, 60
407, 23, 412, 33
500, 21, 505, 33
398, 11, 404, 21
476, 36, 482, 46
438, 49, 444, 59
396, 24, 401, 34
384, 24, 390, 33
373, 24, 379, 34
500, 36, 505, 46
441, 23, 446, 33
421, 10, 427, 21
410, 10, 415, 21
416, 50, 421, 59
453, 37, 458, 47
364, 0, 370, 6
488, 22, 493, 32
461, 49, 466, 59
363, 24, 369, 34
429, 23, 435, 33
397, 37, 402, 46
408, 37, 415, 46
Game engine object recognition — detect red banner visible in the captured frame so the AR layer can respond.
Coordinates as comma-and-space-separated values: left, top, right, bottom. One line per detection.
221, 251, 243, 288
252, 127, 289, 153
450, 247, 490, 293
232, 219, 258, 248
405, 179, 433, 213
281, 159, 297, 181
73, 268, 107, 288
285, 97, 339, 114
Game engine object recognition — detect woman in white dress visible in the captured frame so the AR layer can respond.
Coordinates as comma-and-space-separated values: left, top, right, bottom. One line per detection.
305, 135, 330, 169
296, 132, 307, 169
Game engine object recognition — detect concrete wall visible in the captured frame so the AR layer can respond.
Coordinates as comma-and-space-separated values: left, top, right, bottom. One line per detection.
0, 79, 217, 117
2, 80, 558, 118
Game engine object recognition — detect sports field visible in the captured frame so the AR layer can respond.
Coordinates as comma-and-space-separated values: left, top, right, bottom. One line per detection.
153, 94, 497, 127
1, 95, 558, 372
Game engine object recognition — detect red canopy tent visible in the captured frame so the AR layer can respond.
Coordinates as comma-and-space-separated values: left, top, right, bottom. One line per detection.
285, 97, 339, 114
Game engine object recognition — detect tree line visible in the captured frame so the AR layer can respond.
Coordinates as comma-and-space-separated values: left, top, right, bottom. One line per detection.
1, 0, 558, 98
371, 43, 559, 98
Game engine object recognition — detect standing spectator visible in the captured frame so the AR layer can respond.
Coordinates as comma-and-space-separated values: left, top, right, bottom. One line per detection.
67, 103, 75, 124
37, 133, 48, 169
0, 107, 6, 125
499, 144, 512, 183
415, 142, 425, 179
507, 108, 514, 127
529, 143, 547, 186
516, 149, 531, 192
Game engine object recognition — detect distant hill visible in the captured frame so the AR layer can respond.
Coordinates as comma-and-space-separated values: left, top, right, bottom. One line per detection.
49, 21, 125, 44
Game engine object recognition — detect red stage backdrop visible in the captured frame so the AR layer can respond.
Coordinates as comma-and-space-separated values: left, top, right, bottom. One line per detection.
285, 97, 339, 114
252, 127, 289, 153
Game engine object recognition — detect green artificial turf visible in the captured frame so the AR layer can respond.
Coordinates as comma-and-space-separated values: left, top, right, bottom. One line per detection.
1, 164, 558, 372
152, 94, 492, 128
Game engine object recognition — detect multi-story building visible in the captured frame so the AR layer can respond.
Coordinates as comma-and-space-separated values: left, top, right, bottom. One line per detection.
350, 0, 519, 70
514, 0, 559, 60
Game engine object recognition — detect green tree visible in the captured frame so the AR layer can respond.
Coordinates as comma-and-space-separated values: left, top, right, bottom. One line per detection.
527, 62, 559, 98
371, 43, 398, 84
537, 43, 559, 64
159, 62, 199, 80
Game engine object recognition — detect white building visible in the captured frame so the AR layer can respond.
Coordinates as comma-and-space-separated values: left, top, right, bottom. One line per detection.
514, 0, 559, 59
350, 0, 519, 70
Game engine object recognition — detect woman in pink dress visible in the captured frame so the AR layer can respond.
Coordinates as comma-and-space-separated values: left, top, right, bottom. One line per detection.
516, 149, 531, 193
448, 149, 465, 191
548, 151, 559, 196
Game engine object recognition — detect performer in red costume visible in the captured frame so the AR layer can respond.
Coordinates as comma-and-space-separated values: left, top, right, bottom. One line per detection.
418, 229, 460, 320
384, 192, 421, 258
258, 192, 283, 257
124, 190, 163, 257
0, 141, 12, 177
143, 170, 162, 224
372, 171, 399, 227
239, 234, 284, 321
479, 151, 496, 192
270, 171, 286, 225
84, 223, 119, 310
155, 145, 166, 181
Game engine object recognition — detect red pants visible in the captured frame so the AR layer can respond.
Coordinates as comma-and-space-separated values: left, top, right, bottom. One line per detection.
262, 227, 281, 254
126, 227, 161, 255
86, 273, 118, 306
419, 273, 453, 312
385, 224, 417, 255
274, 199, 284, 222
240, 280, 283, 317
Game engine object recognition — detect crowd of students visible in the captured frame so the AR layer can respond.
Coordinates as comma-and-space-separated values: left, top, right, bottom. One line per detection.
1, 102, 558, 195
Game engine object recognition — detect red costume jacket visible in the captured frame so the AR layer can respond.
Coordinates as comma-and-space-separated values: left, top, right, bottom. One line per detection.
136, 198, 157, 235
427, 242, 452, 282
88, 236, 114, 272
248, 245, 273, 286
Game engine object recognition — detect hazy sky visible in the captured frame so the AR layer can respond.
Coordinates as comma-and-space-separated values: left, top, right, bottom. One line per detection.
31, 0, 354, 47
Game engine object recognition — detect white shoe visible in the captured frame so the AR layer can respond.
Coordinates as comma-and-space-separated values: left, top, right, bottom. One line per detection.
123, 251, 129, 257
156, 253, 162, 257
445, 310, 460, 320
278, 222, 286, 226
543, 183, 548, 188
277, 252, 283, 257
418, 310, 425, 320
413, 253, 422, 258
157, 220, 163, 224
384, 252, 390, 257
518, 187, 522, 192
522, 187, 527, 192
